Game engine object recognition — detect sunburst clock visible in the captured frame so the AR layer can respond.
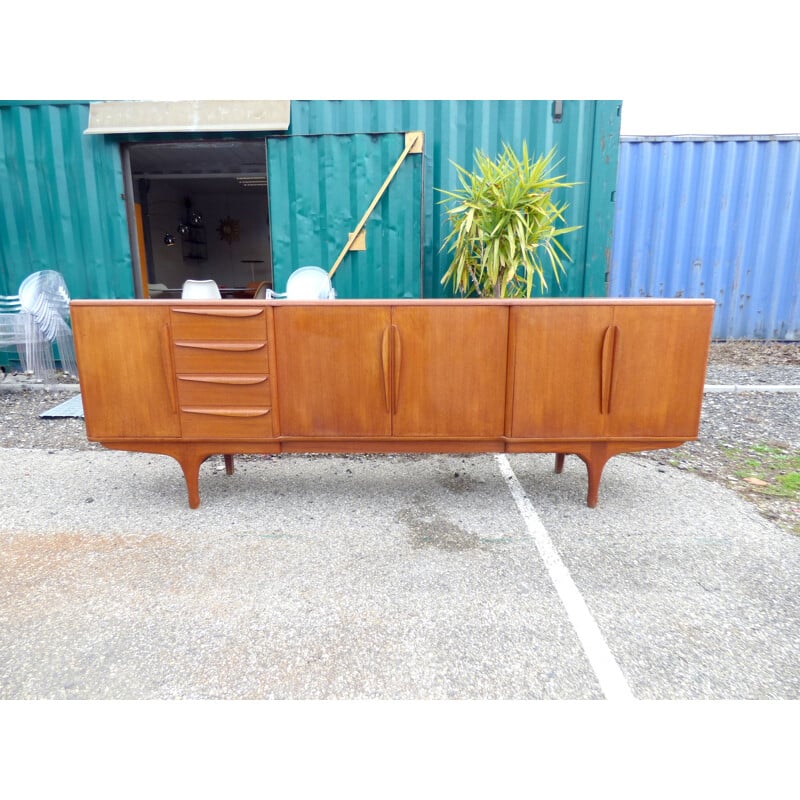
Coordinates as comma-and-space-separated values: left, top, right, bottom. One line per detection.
217, 216, 240, 244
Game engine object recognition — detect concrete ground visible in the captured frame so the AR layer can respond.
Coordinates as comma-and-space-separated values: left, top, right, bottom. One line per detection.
1, 446, 798, 700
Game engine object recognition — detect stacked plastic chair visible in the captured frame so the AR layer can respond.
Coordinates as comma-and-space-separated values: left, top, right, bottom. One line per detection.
17, 270, 78, 379
0, 290, 55, 379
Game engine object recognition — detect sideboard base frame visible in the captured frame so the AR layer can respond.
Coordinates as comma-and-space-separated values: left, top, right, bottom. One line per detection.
98, 436, 690, 509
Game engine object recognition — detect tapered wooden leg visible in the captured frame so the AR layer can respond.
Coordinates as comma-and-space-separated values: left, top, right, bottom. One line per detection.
554, 453, 566, 474
224, 454, 235, 475
577, 444, 612, 508
584, 459, 603, 509
177, 450, 206, 509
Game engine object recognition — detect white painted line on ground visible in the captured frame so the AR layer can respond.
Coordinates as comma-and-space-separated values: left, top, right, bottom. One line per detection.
704, 384, 800, 393
495, 454, 635, 701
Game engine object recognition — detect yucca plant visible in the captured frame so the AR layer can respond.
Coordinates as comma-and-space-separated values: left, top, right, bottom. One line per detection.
438, 142, 581, 298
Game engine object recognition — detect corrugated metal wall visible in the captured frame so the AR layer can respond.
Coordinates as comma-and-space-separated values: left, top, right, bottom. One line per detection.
610, 136, 800, 340
0, 102, 133, 299
0, 100, 620, 303
286, 100, 621, 298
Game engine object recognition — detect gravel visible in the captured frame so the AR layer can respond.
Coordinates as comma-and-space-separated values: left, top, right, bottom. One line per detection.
1, 341, 798, 533
636, 342, 800, 534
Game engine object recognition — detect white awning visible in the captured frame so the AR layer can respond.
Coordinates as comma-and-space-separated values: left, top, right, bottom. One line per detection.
85, 100, 291, 134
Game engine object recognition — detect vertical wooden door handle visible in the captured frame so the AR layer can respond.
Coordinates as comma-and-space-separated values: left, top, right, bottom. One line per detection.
600, 324, 618, 415
161, 323, 177, 413
392, 324, 401, 414
381, 325, 391, 412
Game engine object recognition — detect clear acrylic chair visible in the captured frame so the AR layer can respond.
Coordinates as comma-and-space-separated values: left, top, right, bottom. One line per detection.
18, 270, 77, 378
181, 279, 222, 299
0, 293, 55, 378
0, 294, 24, 366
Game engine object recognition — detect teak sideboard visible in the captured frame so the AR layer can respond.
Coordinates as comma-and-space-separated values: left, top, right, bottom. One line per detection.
70, 298, 715, 509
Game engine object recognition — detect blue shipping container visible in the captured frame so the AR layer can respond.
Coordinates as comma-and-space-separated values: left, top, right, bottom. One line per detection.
610, 136, 800, 340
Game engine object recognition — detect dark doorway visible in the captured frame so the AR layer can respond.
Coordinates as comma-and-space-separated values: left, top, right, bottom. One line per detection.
127, 140, 271, 297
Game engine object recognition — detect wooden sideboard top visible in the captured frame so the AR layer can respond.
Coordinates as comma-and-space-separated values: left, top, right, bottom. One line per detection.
72, 297, 716, 308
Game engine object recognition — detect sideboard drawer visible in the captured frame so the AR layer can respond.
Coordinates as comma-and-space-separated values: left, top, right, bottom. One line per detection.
173, 341, 269, 373
170, 307, 267, 341
179, 406, 273, 439
177, 374, 270, 406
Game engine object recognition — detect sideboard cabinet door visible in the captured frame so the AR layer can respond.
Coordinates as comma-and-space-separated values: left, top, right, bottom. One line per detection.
273, 306, 392, 437
508, 305, 612, 438
72, 306, 181, 439
391, 305, 508, 438
606, 304, 713, 438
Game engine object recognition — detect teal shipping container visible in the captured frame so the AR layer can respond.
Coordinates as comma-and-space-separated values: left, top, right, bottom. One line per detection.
0, 100, 620, 303
0, 102, 134, 299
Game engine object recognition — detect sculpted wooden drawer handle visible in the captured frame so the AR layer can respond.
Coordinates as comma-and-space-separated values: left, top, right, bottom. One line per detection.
173, 341, 266, 352
177, 375, 268, 386
180, 407, 271, 417
171, 307, 265, 318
